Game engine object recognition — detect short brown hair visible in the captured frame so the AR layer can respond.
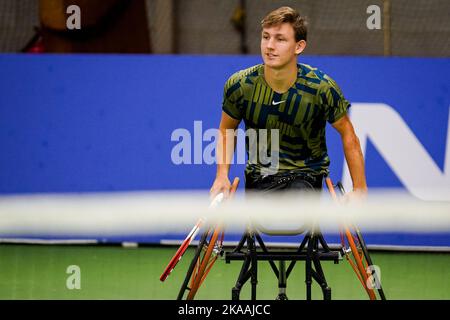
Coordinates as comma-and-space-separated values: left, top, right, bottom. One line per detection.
261, 6, 307, 42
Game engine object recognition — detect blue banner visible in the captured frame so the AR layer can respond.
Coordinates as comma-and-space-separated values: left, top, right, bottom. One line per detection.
0, 54, 449, 247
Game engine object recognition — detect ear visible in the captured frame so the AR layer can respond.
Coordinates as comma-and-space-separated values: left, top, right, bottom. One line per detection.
295, 40, 306, 55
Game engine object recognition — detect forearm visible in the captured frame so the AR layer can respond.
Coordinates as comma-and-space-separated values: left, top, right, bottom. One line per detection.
216, 128, 235, 178
342, 134, 367, 191
216, 162, 231, 178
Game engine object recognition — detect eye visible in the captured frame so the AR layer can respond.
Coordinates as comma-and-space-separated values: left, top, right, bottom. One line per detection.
262, 34, 269, 40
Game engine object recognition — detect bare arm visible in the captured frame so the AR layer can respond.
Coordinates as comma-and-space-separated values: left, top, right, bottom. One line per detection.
332, 115, 368, 193
210, 112, 241, 198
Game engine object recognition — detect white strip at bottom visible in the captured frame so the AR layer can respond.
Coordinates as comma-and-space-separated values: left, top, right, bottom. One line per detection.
160, 239, 450, 252
0, 238, 99, 245
1, 238, 448, 252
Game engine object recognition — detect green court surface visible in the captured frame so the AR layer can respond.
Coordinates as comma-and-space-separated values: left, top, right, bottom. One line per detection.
0, 244, 449, 300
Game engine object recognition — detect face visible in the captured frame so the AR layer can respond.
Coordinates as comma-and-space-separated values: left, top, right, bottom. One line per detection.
261, 23, 306, 69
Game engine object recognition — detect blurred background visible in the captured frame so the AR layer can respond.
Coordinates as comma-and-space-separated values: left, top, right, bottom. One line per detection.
0, 0, 449, 300
0, 0, 449, 56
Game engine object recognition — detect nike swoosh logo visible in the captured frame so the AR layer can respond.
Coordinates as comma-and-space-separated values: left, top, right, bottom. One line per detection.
272, 100, 286, 105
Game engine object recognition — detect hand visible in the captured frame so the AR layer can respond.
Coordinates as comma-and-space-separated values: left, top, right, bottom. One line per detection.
342, 188, 368, 204
210, 175, 231, 199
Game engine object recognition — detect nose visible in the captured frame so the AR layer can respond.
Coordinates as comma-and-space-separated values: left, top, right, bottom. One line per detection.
266, 37, 275, 50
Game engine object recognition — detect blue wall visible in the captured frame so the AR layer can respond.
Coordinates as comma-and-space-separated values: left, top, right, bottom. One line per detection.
0, 54, 449, 247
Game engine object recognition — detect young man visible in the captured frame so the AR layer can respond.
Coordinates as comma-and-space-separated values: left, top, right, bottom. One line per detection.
210, 6, 367, 199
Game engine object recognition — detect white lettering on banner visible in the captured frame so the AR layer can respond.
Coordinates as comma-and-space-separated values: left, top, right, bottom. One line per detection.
342, 103, 450, 200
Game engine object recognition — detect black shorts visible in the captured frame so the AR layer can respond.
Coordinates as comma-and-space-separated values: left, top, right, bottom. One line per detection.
245, 170, 324, 193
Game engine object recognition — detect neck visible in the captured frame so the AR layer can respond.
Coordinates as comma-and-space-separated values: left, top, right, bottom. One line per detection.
264, 60, 298, 93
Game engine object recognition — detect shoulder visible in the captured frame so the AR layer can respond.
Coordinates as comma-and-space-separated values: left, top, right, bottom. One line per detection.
223, 64, 262, 97
298, 64, 349, 113
297, 63, 341, 93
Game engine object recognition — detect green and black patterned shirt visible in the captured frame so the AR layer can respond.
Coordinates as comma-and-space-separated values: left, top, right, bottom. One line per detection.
222, 63, 350, 176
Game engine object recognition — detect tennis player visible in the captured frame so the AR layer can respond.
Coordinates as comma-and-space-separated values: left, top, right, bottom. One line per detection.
210, 6, 367, 199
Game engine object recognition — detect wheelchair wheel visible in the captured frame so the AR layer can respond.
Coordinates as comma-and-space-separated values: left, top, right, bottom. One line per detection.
177, 225, 224, 300
326, 178, 387, 300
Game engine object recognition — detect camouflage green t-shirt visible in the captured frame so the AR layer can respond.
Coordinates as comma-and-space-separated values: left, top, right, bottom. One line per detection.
222, 63, 350, 176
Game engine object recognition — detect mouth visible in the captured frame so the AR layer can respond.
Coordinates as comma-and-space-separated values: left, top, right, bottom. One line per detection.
266, 53, 278, 59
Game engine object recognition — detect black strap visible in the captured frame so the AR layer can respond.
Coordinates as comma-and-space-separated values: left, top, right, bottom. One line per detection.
245, 170, 323, 192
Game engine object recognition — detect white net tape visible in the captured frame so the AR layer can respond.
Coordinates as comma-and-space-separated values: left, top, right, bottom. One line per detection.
0, 189, 449, 237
